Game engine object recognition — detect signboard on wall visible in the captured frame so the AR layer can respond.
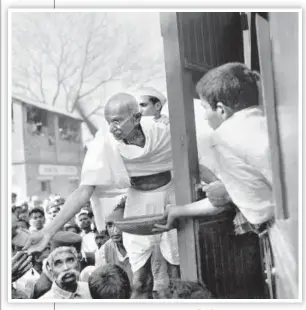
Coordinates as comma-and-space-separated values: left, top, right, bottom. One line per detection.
38, 165, 78, 176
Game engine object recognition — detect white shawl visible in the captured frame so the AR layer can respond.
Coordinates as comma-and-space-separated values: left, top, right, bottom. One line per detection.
80, 117, 173, 230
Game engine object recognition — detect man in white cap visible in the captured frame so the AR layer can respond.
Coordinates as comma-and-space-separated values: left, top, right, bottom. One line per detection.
135, 87, 169, 124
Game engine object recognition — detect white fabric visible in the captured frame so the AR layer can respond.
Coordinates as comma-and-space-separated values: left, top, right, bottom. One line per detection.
80, 231, 98, 253
39, 281, 92, 299
134, 87, 167, 106
95, 242, 128, 268
117, 118, 173, 176
123, 181, 179, 273
13, 268, 40, 298
81, 117, 173, 231
206, 106, 275, 224
80, 130, 130, 191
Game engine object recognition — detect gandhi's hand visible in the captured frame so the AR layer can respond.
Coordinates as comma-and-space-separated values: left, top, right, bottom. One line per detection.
23, 230, 52, 255
201, 181, 231, 207
12, 251, 33, 282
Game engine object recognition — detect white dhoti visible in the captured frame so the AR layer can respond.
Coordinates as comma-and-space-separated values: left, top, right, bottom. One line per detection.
81, 117, 180, 290
123, 181, 180, 273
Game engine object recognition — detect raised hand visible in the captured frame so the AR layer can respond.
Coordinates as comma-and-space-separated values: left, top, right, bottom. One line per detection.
12, 251, 33, 282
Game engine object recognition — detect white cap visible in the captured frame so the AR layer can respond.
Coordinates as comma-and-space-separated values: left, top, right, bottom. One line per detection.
135, 87, 167, 106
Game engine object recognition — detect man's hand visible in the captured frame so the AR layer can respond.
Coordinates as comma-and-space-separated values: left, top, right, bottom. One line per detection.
12, 251, 33, 282
23, 230, 52, 255
201, 180, 231, 207
152, 205, 179, 233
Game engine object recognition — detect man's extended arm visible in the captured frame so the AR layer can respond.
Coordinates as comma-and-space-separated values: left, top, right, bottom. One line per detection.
154, 198, 230, 232
25, 185, 95, 254
45, 185, 95, 235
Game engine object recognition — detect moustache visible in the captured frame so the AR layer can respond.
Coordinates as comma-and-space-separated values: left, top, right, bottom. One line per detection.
57, 269, 80, 283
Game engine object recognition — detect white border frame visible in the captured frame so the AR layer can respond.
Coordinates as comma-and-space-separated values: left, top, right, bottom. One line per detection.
2, 4, 304, 308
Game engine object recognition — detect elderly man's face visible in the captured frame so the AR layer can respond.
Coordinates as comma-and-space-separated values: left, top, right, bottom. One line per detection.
105, 105, 139, 141
51, 250, 80, 286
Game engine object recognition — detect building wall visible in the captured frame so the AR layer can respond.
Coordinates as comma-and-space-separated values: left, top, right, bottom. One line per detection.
268, 12, 299, 299
56, 140, 83, 164
12, 99, 85, 199
25, 163, 81, 199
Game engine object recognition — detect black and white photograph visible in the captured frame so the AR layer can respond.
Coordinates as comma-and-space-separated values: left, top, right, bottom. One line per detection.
7, 9, 301, 303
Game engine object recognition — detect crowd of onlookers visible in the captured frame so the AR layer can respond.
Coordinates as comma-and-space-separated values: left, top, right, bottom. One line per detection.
11, 192, 213, 299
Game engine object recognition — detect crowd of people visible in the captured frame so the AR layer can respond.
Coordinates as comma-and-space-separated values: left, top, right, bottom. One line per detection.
11, 193, 212, 299
11, 62, 275, 300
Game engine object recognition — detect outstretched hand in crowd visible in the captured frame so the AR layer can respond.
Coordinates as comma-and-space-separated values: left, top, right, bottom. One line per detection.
12, 251, 33, 282
23, 230, 52, 255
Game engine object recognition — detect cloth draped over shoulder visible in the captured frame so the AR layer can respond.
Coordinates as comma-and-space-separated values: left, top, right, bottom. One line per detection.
80, 117, 173, 231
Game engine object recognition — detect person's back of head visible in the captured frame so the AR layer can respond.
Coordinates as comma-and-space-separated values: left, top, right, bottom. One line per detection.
168, 279, 214, 299
196, 62, 259, 112
88, 264, 131, 299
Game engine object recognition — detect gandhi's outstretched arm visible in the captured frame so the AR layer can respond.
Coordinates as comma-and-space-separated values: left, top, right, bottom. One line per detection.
45, 185, 95, 235
25, 185, 95, 254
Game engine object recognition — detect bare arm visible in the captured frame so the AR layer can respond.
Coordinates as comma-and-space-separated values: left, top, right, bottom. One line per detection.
154, 198, 229, 232
170, 198, 228, 218
45, 185, 95, 236
25, 185, 95, 254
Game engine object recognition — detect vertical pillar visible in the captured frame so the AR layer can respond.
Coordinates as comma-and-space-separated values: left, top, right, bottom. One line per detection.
160, 12, 201, 281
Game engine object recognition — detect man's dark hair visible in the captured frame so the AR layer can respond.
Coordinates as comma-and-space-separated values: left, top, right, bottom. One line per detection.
168, 279, 214, 299
196, 62, 259, 111
148, 96, 160, 105
88, 264, 131, 299
29, 207, 45, 218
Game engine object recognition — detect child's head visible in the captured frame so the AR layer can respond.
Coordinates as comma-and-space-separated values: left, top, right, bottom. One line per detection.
88, 264, 131, 299
196, 62, 259, 129
167, 279, 214, 299
135, 87, 166, 119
